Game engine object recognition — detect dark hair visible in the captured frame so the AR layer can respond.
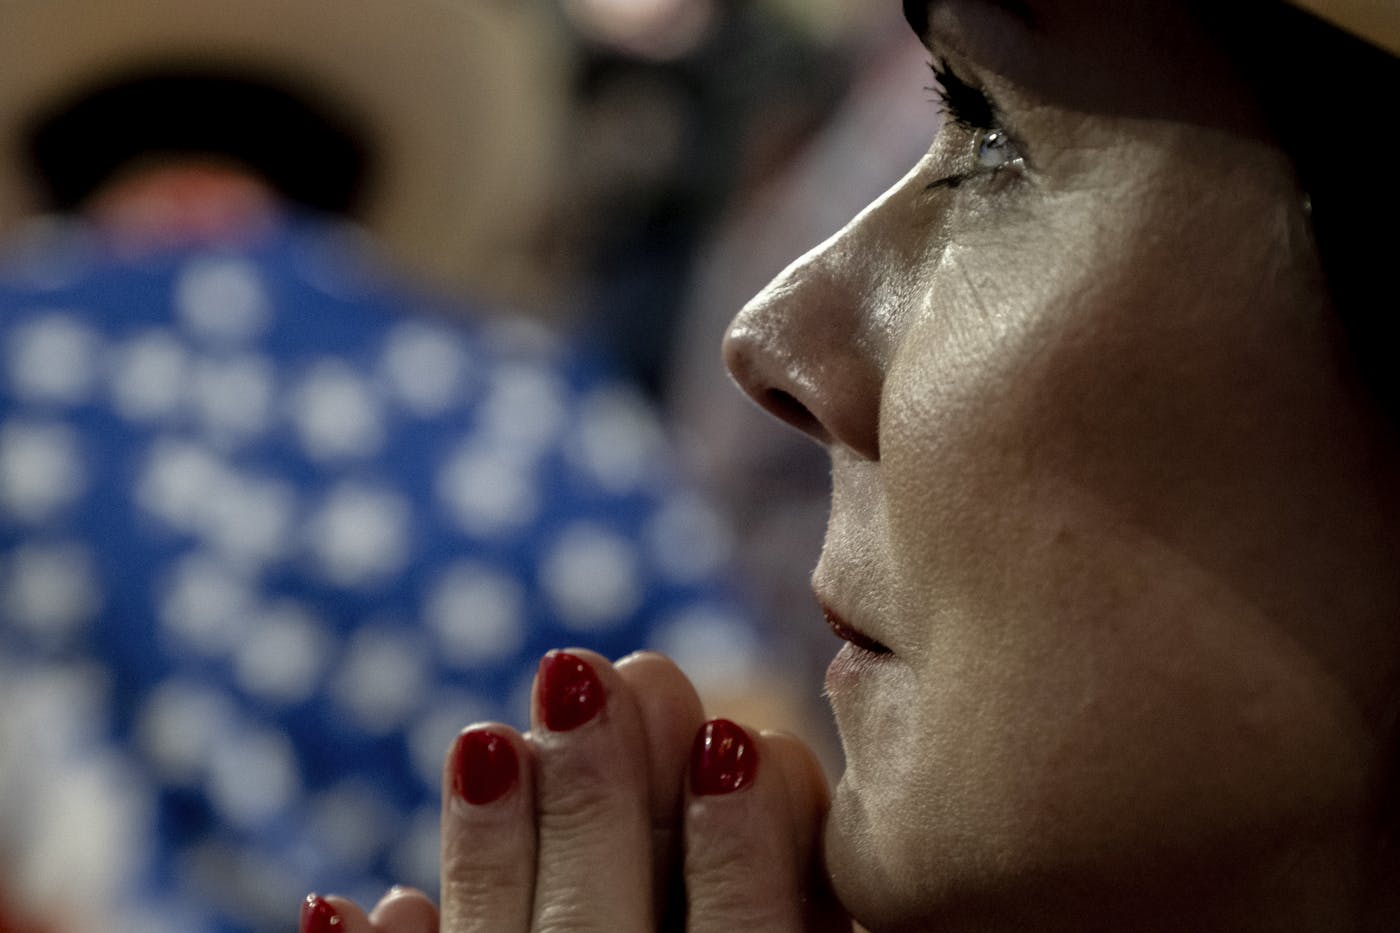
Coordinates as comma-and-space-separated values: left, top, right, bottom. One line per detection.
1196, 1, 1400, 416
23, 65, 375, 217
1198, 3, 1400, 871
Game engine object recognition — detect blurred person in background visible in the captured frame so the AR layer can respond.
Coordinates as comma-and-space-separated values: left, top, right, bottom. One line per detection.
553, 0, 847, 397
0, 1, 788, 930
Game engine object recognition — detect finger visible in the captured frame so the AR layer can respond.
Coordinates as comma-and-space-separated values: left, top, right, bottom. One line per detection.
299, 894, 373, 933
683, 722, 844, 933
764, 733, 850, 933
764, 733, 828, 853
527, 648, 655, 933
614, 651, 706, 823
369, 887, 439, 933
439, 724, 537, 932
615, 650, 707, 924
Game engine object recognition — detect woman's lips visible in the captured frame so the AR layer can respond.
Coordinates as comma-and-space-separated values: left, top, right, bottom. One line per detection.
821, 603, 892, 656
822, 603, 893, 695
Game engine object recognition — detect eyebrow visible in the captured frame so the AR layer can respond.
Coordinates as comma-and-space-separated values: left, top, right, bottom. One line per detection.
902, 0, 1036, 39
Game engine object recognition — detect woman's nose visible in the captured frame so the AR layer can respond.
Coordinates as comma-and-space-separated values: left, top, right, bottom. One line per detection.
722, 241, 884, 461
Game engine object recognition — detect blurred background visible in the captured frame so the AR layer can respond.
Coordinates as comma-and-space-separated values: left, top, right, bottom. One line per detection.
0, 0, 936, 929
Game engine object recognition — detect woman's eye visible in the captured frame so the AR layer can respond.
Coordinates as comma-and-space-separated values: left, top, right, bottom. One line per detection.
976, 130, 1020, 170
925, 128, 1024, 192
922, 58, 1026, 193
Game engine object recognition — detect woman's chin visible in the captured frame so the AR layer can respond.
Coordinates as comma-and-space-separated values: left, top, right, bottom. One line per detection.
823, 770, 938, 932
824, 777, 884, 927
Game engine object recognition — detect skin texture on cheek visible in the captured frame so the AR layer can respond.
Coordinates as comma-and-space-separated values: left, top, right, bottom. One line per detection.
881, 120, 1324, 621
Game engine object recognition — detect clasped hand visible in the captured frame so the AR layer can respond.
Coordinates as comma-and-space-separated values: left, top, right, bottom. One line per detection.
306, 649, 851, 932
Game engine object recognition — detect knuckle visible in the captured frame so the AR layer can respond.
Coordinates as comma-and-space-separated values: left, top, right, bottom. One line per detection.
440, 856, 522, 905
535, 758, 639, 837
538, 764, 616, 818
688, 885, 799, 932
440, 884, 516, 926
534, 898, 631, 933
685, 811, 801, 930
533, 884, 654, 933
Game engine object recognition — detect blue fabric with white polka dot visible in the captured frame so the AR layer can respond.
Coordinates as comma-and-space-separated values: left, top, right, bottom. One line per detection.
0, 214, 763, 933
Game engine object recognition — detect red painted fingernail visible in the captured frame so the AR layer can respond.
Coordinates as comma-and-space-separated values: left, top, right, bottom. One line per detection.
538, 651, 606, 731
300, 894, 342, 932
451, 728, 519, 805
690, 719, 759, 796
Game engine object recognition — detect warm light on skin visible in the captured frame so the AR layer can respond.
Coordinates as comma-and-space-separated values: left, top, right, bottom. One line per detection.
724, 1, 1400, 930
84, 160, 281, 253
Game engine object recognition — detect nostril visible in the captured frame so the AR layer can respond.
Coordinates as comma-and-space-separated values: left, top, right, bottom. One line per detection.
763, 388, 828, 443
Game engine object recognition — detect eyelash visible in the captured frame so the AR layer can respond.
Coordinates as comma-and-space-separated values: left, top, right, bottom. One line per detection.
924, 58, 1024, 192
928, 58, 994, 130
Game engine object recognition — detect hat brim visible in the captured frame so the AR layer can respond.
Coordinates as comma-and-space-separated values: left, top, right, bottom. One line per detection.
1282, 0, 1400, 55
0, 0, 570, 302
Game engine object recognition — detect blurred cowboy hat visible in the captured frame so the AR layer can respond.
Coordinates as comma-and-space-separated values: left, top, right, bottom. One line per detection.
0, 0, 570, 303
1284, 0, 1400, 54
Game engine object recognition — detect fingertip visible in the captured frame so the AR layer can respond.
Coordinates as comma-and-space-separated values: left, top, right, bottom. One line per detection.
680, 721, 814, 932
444, 723, 528, 808
759, 729, 832, 858
368, 886, 439, 933
523, 647, 659, 930
615, 651, 705, 723
534, 647, 626, 733
689, 718, 761, 797
615, 648, 672, 669
437, 724, 539, 930
301, 893, 372, 933
762, 730, 831, 806
682, 725, 829, 858
544, 645, 614, 672
615, 649, 705, 820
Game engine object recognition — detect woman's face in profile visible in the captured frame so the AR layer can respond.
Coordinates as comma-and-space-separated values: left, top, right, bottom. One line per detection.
727, 0, 1400, 927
